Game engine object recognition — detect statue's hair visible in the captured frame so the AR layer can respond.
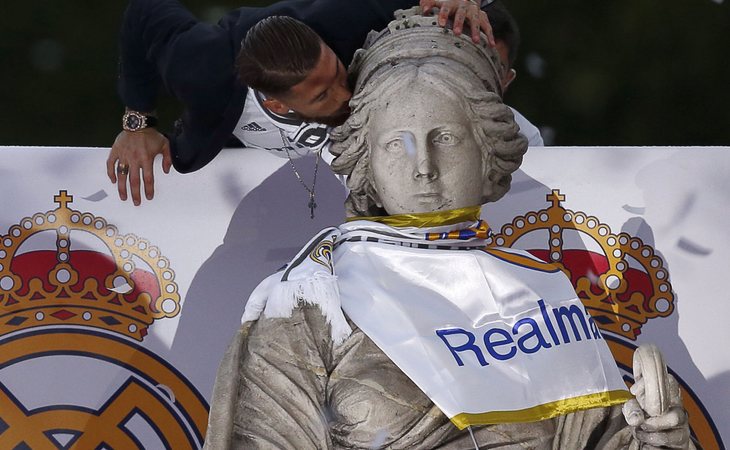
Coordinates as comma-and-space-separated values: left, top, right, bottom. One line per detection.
330, 60, 527, 217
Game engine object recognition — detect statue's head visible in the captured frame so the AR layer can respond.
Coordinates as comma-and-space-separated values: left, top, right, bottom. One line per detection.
330, 9, 528, 217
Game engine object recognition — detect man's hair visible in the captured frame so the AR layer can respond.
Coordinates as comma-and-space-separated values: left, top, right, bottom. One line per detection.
236, 16, 322, 97
330, 62, 526, 217
484, 1, 520, 68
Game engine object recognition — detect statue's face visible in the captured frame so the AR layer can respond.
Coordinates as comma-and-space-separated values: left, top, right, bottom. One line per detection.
369, 82, 484, 215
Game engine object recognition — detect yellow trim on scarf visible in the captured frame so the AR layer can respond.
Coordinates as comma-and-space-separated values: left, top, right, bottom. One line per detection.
347, 206, 482, 228
450, 389, 633, 430
482, 248, 560, 272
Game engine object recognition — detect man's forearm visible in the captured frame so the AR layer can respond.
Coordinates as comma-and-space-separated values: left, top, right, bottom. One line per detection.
117, 0, 196, 112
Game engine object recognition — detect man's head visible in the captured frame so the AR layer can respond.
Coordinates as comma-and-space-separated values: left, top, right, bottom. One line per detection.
237, 16, 351, 126
483, 0, 520, 91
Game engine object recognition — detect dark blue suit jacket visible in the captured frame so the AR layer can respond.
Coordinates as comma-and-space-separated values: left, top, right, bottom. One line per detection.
118, 0, 417, 173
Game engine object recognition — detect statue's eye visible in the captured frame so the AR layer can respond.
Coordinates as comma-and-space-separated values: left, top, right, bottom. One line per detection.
433, 132, 460, 146
384, 138, 405, 152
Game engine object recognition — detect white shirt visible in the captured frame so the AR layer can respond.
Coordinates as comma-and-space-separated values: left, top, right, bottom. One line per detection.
510, 107, 544, 147
232, 89, 330, 159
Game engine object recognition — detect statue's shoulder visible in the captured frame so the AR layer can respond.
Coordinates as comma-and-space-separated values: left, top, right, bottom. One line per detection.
246, 304, 335, 345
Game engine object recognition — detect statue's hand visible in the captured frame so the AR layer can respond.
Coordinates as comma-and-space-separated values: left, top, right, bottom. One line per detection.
623, 344, 692, 449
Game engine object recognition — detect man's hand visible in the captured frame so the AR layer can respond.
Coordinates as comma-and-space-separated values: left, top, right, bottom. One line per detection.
420, 0, 495, 46
107, 129, 172, 206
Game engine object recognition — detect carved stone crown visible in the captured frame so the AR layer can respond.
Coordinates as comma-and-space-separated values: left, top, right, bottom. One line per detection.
350, 6, 504, 98
488, 190, 674, 340
0, 191, 180, 341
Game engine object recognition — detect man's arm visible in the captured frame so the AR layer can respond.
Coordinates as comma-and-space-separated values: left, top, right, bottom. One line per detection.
110, 0, 494, 205
111, 0, 227, 205
117, 0, 197, 111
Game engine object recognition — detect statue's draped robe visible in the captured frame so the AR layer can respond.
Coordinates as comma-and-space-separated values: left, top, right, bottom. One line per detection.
205, 305, 635, 449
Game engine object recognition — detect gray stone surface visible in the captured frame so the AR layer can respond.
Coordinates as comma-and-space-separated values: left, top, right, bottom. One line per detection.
329, 6, 526, 217
204, 8, 693, 450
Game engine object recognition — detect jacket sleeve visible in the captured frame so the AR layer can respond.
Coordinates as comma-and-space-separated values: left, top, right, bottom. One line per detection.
117, 0, 242, 173
118, 0, 198, 112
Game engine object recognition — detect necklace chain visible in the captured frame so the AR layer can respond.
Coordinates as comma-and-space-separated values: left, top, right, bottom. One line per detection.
284, 147, 319, 219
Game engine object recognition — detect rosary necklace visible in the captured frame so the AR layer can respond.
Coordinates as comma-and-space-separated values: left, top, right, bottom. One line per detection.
284, 147, 319, 219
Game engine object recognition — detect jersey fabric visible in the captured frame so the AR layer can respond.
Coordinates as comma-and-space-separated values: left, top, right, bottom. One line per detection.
510, 107, 544, 146
233, 89, 330, 159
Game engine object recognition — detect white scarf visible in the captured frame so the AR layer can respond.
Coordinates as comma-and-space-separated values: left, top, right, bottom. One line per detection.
242, 207, 631, 428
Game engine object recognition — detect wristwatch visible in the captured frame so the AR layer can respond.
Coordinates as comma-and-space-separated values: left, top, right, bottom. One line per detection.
122, 111, 158, 132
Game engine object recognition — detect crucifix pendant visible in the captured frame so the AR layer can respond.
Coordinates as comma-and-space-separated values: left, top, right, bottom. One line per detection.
308, 193, 317, 219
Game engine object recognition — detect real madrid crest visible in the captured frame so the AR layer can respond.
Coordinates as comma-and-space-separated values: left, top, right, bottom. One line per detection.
0, 191, 207, 449
489, 189, 722, 450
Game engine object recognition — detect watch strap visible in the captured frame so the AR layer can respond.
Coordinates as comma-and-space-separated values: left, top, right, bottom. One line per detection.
144, 116, 159, 127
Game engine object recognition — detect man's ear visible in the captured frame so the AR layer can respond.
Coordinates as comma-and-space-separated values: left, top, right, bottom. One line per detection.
262, 97, 292, 116
502, 68, 517, 91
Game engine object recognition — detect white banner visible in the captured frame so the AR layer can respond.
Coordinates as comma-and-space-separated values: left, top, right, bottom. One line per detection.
334, 233, 630, 428
0, 146, 727, 449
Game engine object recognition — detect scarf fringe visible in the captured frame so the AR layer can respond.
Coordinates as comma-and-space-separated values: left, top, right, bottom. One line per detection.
241, 217, 487, 346
241, 272, 281, 324
245, 272, 352, 345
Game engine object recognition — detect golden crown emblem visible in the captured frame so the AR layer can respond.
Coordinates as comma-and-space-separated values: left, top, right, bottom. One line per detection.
0, 191, 180, 341
488, 190, 674, 340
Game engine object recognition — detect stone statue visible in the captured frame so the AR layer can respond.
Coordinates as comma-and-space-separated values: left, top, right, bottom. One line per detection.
204, 8, 694, 450
329, 10, 524, 217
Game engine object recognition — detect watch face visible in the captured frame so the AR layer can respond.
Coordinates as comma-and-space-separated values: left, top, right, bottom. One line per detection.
122, 112, 153, 132
125, 115, 142, 130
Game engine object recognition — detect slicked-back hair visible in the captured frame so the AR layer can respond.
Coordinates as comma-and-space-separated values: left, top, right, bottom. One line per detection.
237, 16, 322, 97
484, 1, 520, 68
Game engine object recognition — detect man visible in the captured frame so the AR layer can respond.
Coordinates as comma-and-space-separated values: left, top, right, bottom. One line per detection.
484, 0, 544, 146
107, 0, 493, 205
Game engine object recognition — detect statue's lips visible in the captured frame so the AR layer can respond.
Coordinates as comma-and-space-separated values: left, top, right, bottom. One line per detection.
413, 193, 444, 208
414, 192, 441, 199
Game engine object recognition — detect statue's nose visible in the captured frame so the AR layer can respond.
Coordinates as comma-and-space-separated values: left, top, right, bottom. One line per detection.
414, 144, 438, 180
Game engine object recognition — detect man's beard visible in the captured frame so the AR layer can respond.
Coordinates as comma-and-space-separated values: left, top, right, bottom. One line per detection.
296, 105, 351, 127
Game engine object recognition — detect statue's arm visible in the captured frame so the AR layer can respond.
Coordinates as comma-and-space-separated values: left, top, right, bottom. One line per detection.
204, 306, 335, 449
555, 345, 697, 450
622, 357, 696, 449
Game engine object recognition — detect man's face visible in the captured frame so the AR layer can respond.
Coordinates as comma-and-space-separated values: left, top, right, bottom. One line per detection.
281, 42, 352, 127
